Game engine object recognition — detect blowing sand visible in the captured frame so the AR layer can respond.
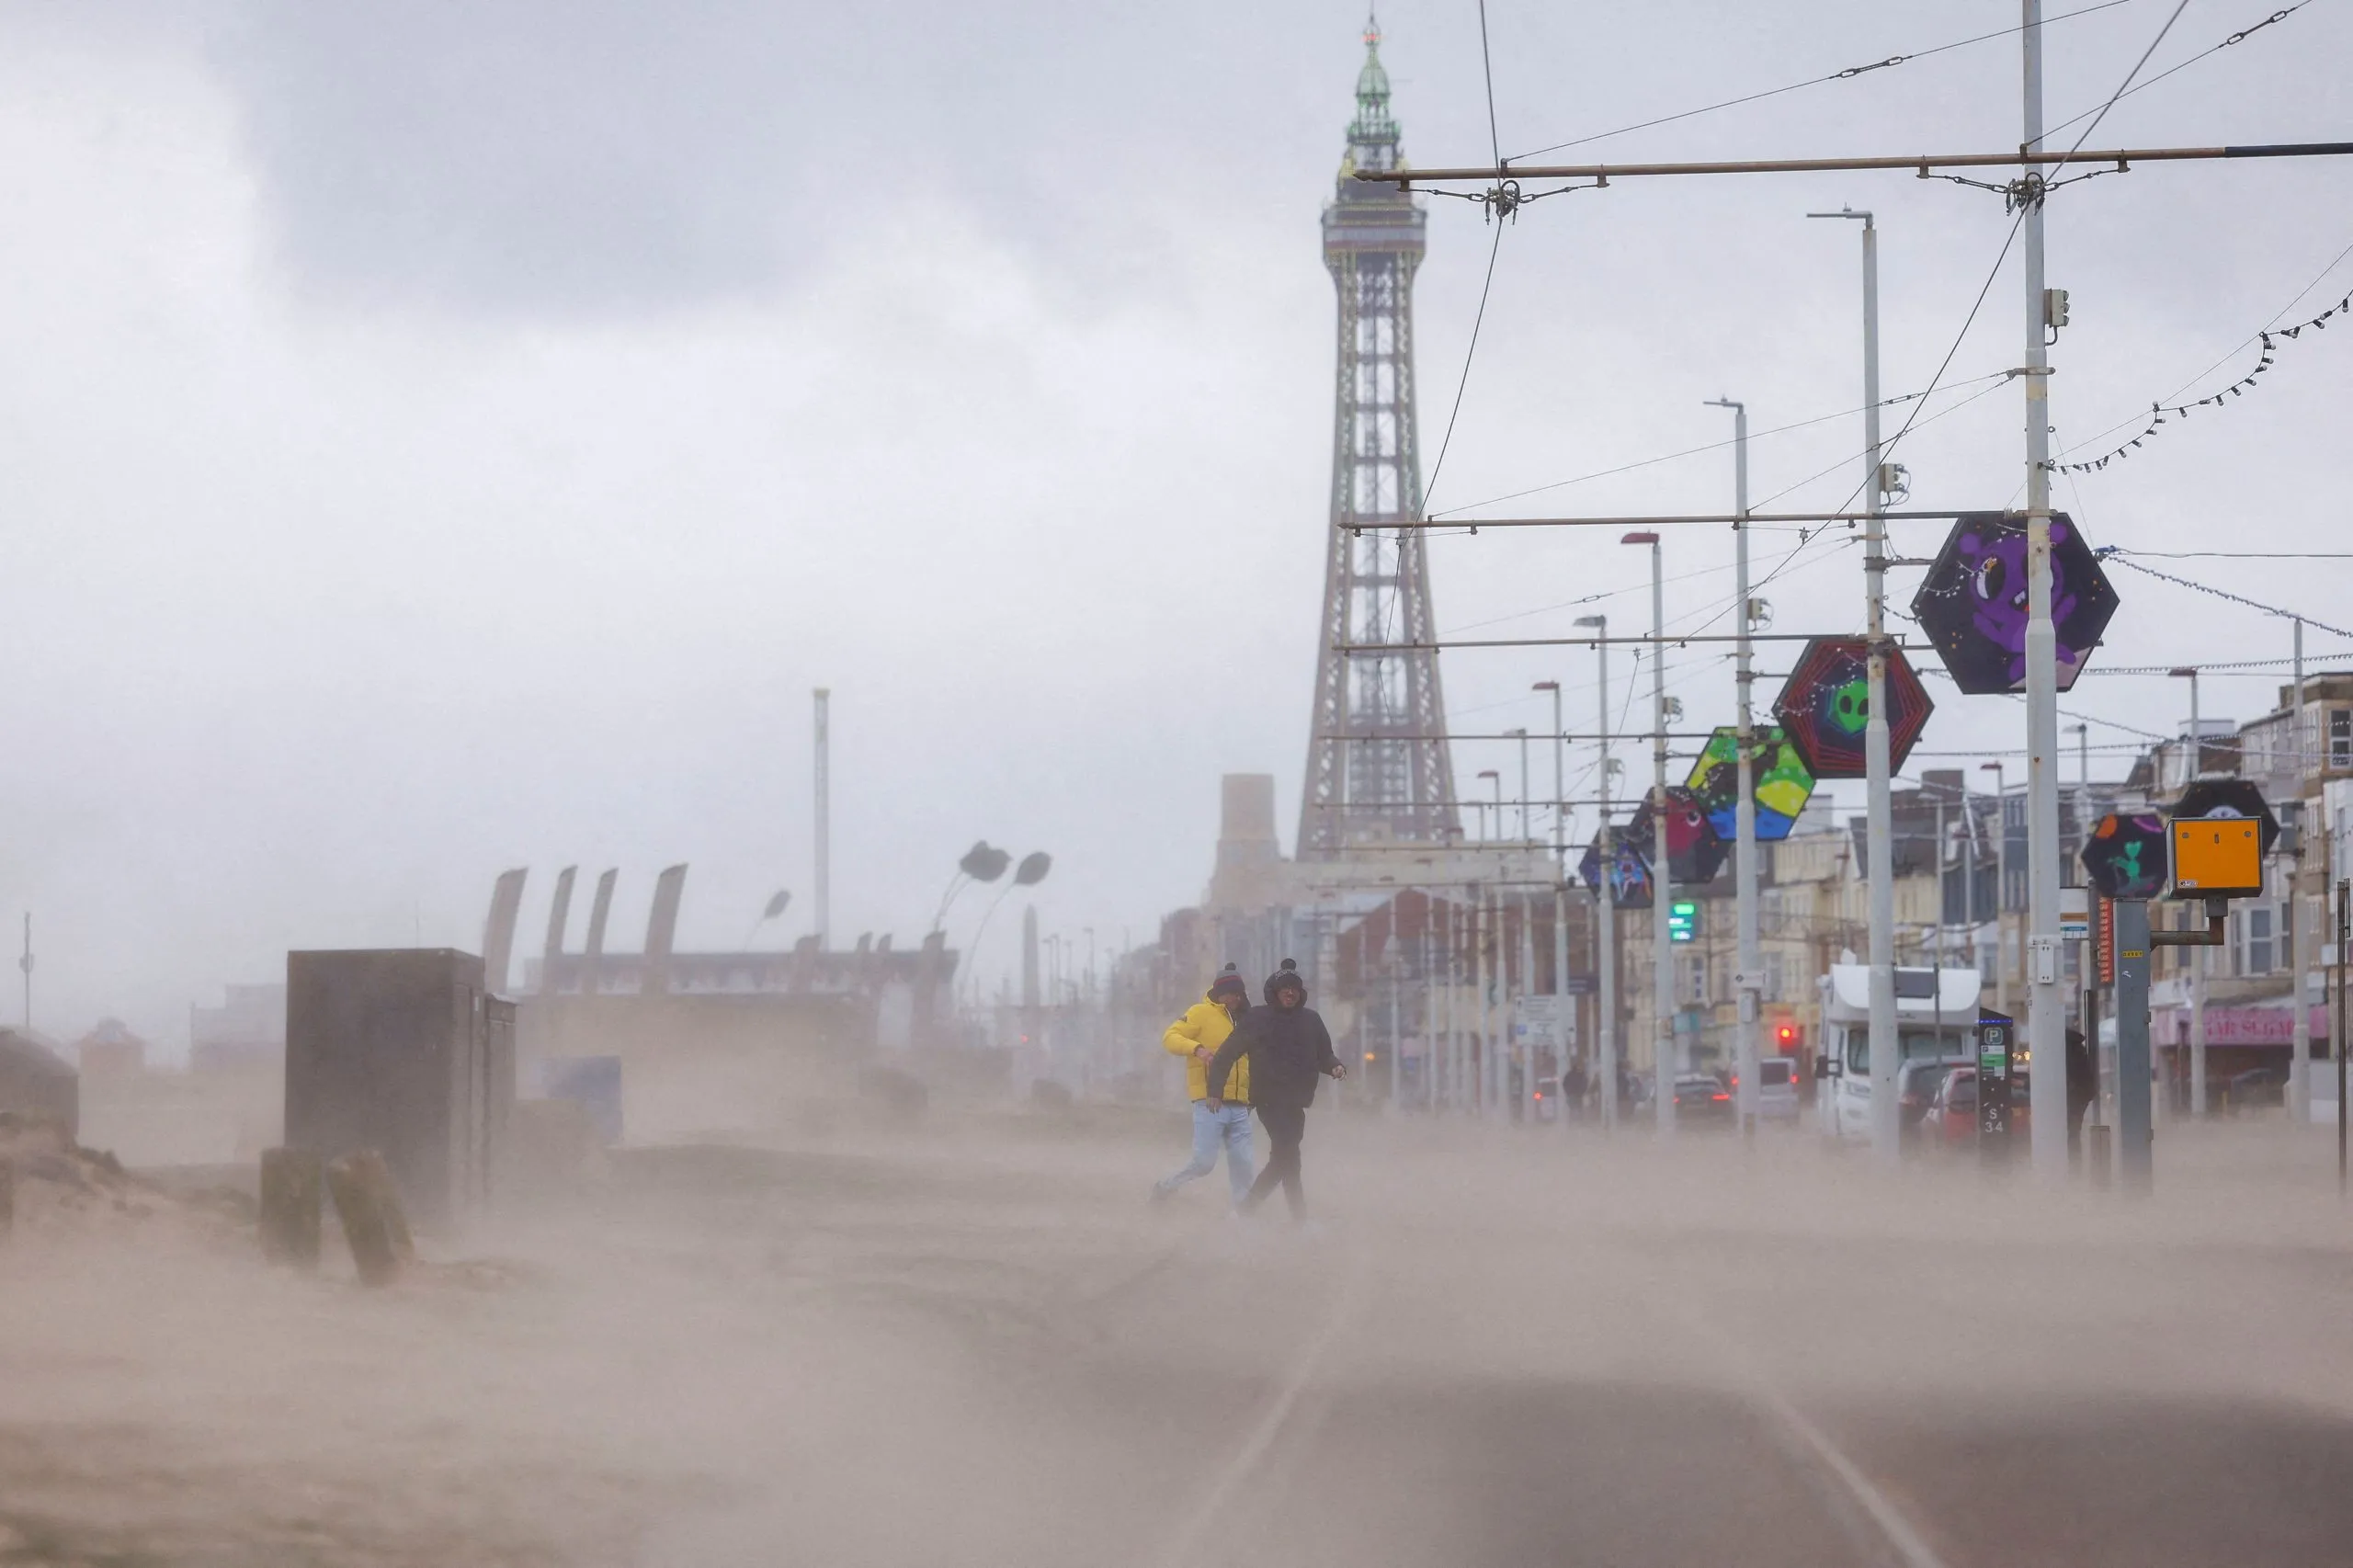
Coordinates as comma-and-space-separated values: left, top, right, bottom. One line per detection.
2, 1104, 2350, 1566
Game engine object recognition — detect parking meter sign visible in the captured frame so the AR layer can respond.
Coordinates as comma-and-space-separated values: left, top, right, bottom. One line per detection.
1977, 1010, 2014, 1162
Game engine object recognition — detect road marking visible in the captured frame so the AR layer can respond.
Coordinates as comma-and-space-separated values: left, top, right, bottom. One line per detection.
1150, 1240, 1370, 1568
1744, 1377, 1955, 1568
1665, 1295, 1952, 1568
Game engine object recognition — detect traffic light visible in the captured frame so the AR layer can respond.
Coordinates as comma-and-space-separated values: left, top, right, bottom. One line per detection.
1667, 899, 1699, 944
1773, 1021, 1800, 1051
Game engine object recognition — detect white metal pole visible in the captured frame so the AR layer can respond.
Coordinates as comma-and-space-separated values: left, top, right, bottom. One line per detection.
1586, 617, 1619, 1131
1643, 535, 1677, 1136
2189, 668, 2208, 1119
1487, 886, 1506, 1119
2022, 0, 2069, 1176
813, 687, 831, 949
1711, 396, 1763, 1137
1474, 884, 1490, 1118
1516, 730, 1531, 846
1448, 895, 1461, 1112
1421, 898, 1435, 1114
1549, 681, 1572, 1133
1520, 890, 1538, 1119
1859, 213, 1901, 1165
2294, 617, 2309, 1123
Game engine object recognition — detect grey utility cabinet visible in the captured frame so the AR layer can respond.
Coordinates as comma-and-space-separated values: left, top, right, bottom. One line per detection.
285, 949, 514, 1223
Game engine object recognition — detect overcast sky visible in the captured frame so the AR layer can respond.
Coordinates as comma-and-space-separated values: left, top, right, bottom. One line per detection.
2, 1, 2348, 1051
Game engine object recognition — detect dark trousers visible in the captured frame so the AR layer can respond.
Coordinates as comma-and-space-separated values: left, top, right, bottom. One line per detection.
1244, 1104, 1308, 1220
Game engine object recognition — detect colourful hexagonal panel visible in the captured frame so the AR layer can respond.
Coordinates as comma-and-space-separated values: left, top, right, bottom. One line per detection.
1683, 725, 1816, 843
2080, 811, 2167, 902
1577, 824, 1654, 909
1770, 636, 1934, 781
1628, 787, 1728, 887
1909, 511, 2120, 694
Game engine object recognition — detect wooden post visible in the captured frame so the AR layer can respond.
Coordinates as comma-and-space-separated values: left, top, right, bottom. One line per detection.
325, 1150, 415, 1287
257, 1148, 323, 1267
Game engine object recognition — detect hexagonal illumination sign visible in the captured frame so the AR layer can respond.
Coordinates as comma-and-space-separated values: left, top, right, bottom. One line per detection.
1628, 787, 1729, 887
1684, 725, 1817, 843
2171, 778, 2280, 855
1770, 636, 1935, 780
2081, 810, 2168, 901
1577, 825, 1654, 909
1909, 511, 2120, 694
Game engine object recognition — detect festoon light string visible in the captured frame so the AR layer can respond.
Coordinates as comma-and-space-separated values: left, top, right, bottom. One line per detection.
2054, 283, 2352, 473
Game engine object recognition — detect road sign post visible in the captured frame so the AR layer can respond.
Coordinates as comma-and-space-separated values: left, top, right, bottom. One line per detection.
2113, 900, 2154, 1195
1977, 1009, 2016, 1165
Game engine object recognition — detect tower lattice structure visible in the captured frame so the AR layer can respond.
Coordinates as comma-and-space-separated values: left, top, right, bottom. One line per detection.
1299, 23, 1459, 860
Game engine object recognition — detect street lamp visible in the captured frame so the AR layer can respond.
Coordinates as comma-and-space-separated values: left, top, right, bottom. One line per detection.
1575, 612, 1617, 1129
1506, 728, 1530, 844
1531, 682, 1563, 843
2169, 666, 2201, 788
1623, 529, 1676, 1135
743, 889, 792, 949
967, 852, 1052, 1007
2169, 665, 2209, 1118
1979, 761, 2006, 1007
935, 841, 1012, 931
1706, 392, 1763, 1137
1535, 677, 1571, 1130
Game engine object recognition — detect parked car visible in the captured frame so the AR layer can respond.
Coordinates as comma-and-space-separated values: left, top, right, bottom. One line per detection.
2226, 1067, 2286, 1109
1672, 1073, 1736, 1127
1727, 1057, 1803, 1123
1922, 1067, 2034, 1147
1896, 1056, 1972, 1141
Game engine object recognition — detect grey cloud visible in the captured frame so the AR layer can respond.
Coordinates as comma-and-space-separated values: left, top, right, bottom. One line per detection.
210, 0, 1368, 318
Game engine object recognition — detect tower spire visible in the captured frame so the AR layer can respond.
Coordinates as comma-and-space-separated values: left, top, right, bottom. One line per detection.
1352, 14, 1396, 153
1299, 24, 1456, 859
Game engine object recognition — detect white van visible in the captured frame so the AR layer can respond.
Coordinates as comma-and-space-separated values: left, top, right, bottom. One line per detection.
1814, 963, 1983, 1142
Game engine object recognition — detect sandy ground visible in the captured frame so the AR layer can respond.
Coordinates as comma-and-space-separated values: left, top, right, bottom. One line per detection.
3, 1103, 2353, 1566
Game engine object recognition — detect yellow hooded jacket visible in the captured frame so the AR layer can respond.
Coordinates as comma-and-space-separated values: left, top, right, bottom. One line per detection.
1164, 996, 1249, 1104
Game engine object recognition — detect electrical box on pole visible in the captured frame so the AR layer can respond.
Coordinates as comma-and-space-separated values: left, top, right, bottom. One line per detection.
2172, 820, 2264, 900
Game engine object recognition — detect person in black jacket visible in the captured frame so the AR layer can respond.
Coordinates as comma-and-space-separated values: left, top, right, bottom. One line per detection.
1206, 959, 1345, 1221
2064, 1027, 2097, 1156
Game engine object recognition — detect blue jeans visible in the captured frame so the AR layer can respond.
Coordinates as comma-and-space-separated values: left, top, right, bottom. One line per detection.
1156, 1101, 1256, 1206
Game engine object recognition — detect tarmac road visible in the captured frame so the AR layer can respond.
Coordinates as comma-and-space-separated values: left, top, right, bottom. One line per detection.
4, 1107, 2353, 1565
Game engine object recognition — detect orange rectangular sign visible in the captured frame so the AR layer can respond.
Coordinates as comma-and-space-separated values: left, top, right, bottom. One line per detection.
2171, 818, 2263, 899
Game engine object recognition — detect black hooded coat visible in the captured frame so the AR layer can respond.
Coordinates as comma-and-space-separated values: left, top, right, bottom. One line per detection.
1206, 967, 1337, 1111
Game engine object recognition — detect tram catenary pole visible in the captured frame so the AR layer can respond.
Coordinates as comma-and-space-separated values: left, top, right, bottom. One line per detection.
1706, 397, 1762, 1138
1536, 678, 1573, 1134
2021, 0, 2068, 1176
1807, 204, 1897, 1163
1579, 613, 1619, 1131
1626, 531, 1677, 1136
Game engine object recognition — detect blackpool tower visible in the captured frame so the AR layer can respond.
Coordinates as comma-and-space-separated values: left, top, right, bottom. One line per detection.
1297, 21, 1459, 861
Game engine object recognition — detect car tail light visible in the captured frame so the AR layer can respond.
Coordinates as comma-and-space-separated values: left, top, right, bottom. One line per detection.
1711, 1092, 1729, 1102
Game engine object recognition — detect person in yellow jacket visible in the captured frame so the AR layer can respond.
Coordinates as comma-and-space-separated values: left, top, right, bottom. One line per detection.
1151, 965, 1255, 1207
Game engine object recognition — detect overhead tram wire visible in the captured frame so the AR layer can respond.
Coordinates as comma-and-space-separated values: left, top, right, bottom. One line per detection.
2040, 0, 2323, 145
2094, 551, 2353, 639
1507, 0, 2147, 161
2052, 229, 2353, 465
1417, 0, 1514, 517
1728, 0, 2198, 613
1426, 375, 2009, 523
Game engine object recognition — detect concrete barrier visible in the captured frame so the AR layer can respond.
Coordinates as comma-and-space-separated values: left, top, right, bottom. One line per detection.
258, 1147, 323, 1267
324, 1150, 414, 1287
